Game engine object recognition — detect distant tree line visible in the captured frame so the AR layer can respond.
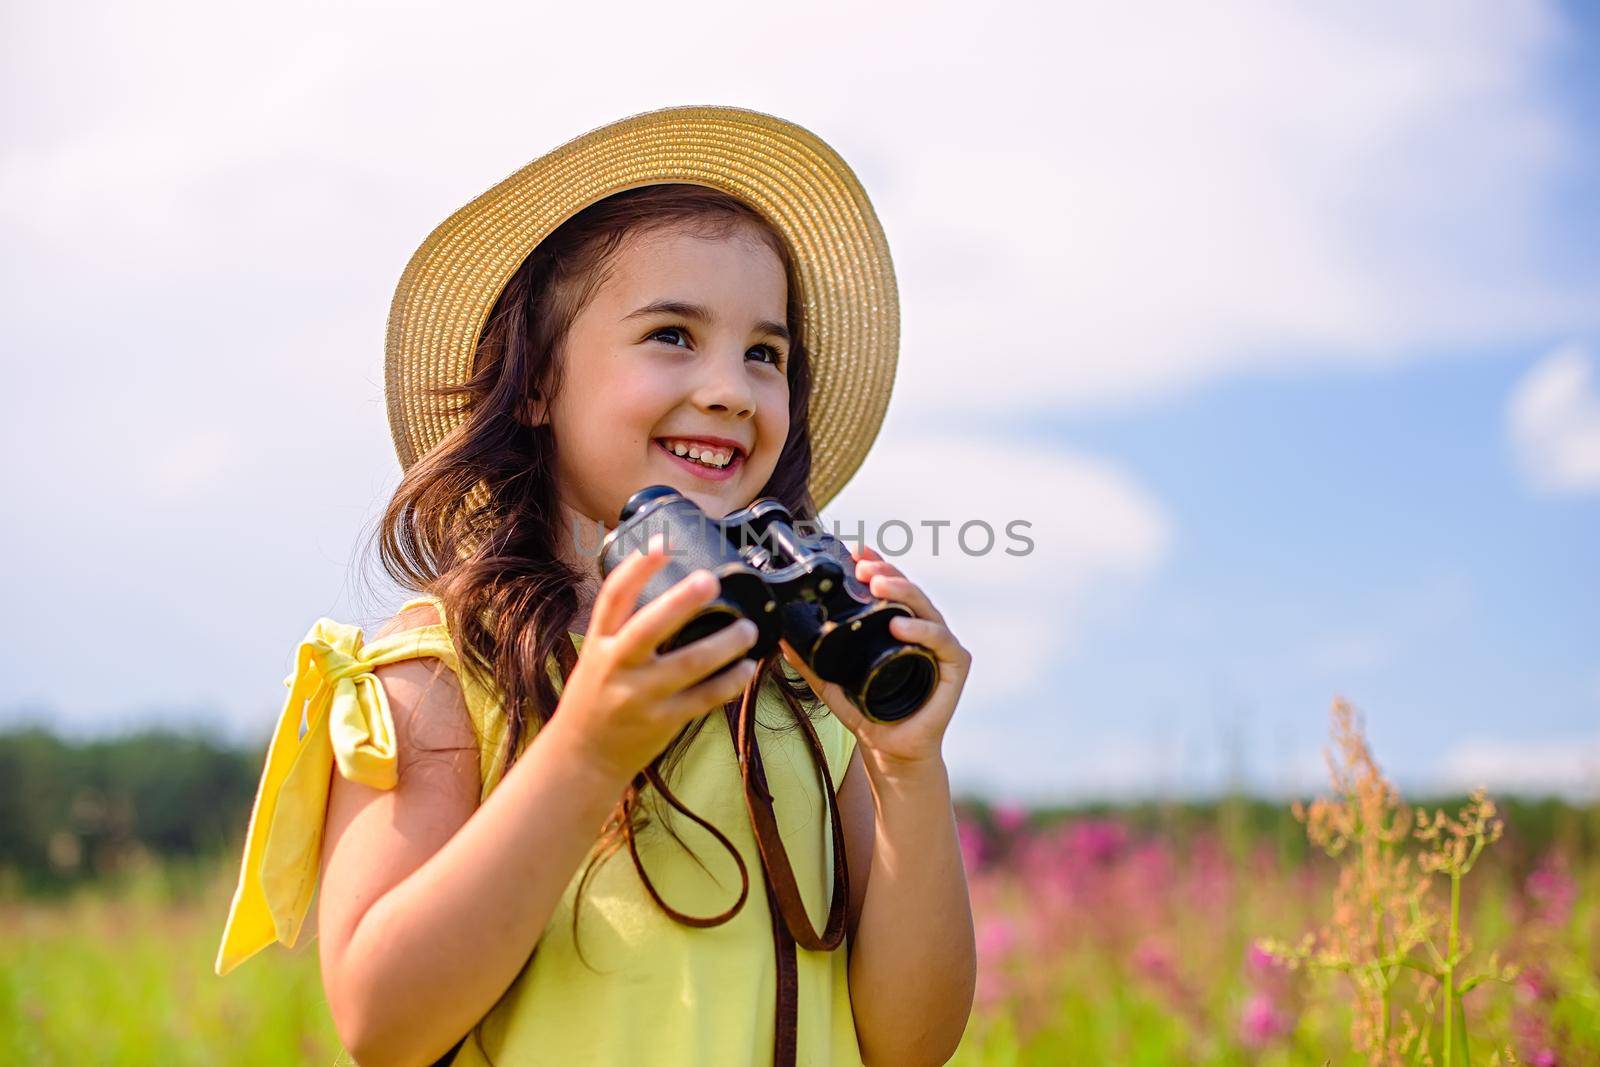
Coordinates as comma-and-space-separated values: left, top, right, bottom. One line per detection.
0, 726, 261, 893
1, 726, 1594, 896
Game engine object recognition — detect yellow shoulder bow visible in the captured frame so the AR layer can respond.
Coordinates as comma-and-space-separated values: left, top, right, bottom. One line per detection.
214, 616, 459, 977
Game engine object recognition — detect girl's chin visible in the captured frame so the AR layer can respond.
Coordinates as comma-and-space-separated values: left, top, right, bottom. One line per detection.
673, 486, 745, 519
603, 480, 743, 513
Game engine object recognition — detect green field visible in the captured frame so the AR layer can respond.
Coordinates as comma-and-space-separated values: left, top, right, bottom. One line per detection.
3, 719, 1595, 1065
1, 854, 340, 1064
3, 800, 1595, 1066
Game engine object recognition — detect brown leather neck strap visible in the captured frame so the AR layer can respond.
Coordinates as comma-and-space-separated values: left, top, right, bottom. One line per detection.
620, 655, 850, 1067
729, 659, 850, 950
729, 656, 850, 1067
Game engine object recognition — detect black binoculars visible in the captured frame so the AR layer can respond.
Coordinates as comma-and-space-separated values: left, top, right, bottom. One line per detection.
597, 486, 939, 723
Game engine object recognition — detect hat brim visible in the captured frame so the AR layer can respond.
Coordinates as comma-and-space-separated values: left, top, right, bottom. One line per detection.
384, 104, 899, 511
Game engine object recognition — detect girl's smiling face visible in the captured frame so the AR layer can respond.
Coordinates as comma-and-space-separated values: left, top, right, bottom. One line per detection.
544, 222, 793, 530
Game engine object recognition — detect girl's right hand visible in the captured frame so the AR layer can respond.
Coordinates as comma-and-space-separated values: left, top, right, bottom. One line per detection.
549, 536, 760, 786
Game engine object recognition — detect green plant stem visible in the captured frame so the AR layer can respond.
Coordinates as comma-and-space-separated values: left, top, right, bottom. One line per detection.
1442, 870, 1461, 1067
1376, 841, 1390, 1047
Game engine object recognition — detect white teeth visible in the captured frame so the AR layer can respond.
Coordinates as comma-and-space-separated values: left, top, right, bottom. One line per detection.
660, 439, 736, 469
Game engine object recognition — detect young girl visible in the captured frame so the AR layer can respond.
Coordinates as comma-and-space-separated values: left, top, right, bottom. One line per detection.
216, 106, 976, 1067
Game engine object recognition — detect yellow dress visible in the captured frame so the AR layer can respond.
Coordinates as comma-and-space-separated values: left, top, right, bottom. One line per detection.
215, 593, 863, 1066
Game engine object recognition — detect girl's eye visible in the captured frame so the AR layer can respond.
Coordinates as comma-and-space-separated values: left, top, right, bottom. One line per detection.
748, 344, 785, 368
649, 326, 690, 349
648, 326, 785, 368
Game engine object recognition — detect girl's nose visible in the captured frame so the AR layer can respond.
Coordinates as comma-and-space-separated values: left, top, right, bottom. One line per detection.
693, 351, 757, 419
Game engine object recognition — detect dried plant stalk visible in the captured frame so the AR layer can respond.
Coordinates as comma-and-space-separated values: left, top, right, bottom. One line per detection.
1258, 698, 1520, 1066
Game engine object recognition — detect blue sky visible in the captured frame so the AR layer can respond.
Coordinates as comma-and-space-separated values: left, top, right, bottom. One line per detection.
1007, 6, 1600, 796
1011, 346, 1599, 795
2, 0, 1596, 801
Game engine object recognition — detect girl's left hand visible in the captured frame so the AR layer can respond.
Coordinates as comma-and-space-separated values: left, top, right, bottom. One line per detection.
779, 543, 971, 772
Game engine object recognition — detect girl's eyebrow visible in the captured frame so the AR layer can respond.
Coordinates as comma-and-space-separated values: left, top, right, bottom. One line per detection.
621, 298, 790, 344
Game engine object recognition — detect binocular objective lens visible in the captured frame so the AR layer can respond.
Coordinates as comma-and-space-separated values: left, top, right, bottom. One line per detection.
862, 649, 939, 723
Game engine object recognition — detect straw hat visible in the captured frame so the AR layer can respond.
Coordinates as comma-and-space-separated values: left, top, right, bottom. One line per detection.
384, 104, 900, 511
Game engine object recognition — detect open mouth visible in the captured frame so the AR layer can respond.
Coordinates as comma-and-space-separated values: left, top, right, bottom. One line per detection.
653, 436, 745, 477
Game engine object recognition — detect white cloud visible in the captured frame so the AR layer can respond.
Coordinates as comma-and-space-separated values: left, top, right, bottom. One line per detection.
1507, 342, 1600, 494
881, 0, 1594, 416
826, 433, 1174, 702
954, 734, 1190, 805
4, 1, 1594, 427
0, 0, 1593, 752
1435, 735, 1600, 799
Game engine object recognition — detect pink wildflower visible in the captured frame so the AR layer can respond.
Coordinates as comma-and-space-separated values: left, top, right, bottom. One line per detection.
1238, 990, 1293, 1048
1067, 818, 1128, 866
973, 916, 1020, 1010
1525, 852, 1577, 928
976, 915, 1019, 960
1245, 940, 1285, 978
993, 802, 1028, 837
957, 817, 989, 874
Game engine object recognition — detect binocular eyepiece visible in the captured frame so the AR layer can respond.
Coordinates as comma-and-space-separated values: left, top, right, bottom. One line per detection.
597, 486, 939, 723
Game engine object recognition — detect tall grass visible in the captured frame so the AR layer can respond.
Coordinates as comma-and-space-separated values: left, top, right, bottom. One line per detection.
1259, 699, 1523, 1064
0, 853, 339, 1065
2, 713, 1595, 1065
951, 703, 1596, 1064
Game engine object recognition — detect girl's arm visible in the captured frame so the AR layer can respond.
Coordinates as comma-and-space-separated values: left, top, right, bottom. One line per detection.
840, 747, 975, 1067
317, 545, 760, 1067
318, 656, 631, 1067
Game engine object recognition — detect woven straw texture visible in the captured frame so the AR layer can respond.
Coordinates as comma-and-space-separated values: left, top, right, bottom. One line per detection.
384, 104, 899, 511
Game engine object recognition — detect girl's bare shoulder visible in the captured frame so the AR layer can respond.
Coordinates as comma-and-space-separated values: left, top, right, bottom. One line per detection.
369, 602, 478, 758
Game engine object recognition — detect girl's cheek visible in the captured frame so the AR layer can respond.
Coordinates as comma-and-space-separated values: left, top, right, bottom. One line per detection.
759, 384, 790, 443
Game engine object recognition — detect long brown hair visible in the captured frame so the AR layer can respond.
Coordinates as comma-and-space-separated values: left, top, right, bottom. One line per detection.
366, 183, 824, 960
